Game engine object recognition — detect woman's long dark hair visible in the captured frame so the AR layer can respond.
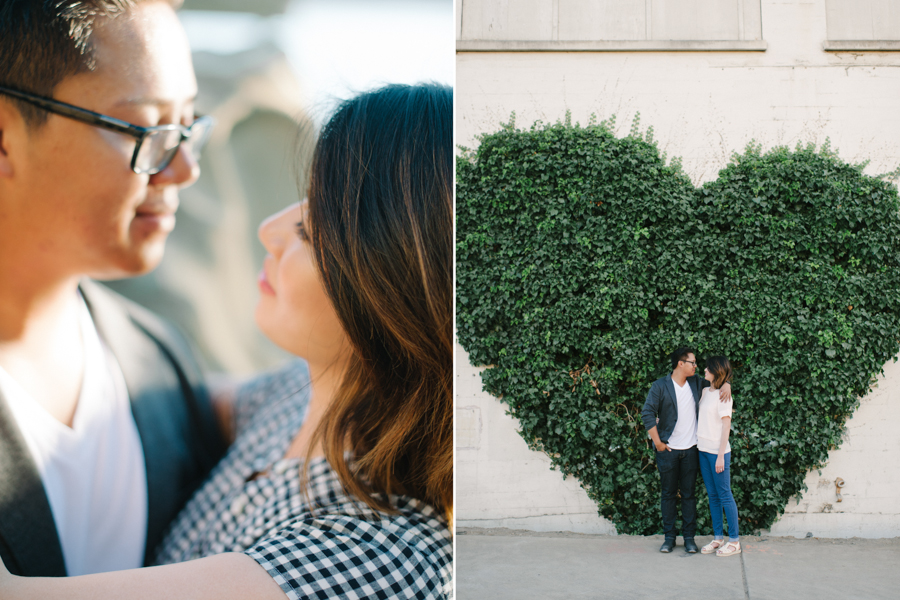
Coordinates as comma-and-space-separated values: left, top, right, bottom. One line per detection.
305, 83, 452, 520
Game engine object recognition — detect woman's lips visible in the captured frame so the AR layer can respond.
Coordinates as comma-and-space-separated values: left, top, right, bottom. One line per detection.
258, 269, 275, 295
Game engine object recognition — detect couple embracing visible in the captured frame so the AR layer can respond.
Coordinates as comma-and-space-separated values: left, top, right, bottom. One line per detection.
641, 348, 741, 557
0, 1, 451, 598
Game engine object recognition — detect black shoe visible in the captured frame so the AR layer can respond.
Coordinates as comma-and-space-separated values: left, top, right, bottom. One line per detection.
659, 539, 675, 553
684, 538, 699, 554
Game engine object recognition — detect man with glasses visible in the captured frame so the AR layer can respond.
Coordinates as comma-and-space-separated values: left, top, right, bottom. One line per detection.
641, 347, 731, 553
0, 0, 224, 577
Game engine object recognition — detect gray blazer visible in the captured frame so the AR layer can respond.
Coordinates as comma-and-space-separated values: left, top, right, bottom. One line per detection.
640, 374, 710, 444
0, 280, 226, 576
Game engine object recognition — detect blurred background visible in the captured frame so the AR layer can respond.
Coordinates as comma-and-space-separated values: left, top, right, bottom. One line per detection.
106, 0, 454, 375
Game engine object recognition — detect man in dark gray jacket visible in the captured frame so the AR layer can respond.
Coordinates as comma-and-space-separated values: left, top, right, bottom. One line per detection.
642, 347, 730, 553
0, 0, 225, 576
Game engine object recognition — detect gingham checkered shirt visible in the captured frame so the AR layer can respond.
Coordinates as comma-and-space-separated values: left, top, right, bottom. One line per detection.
154, 361, 452, 599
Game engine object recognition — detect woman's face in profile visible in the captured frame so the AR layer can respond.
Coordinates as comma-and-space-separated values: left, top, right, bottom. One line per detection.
704, 367, 714, 383
255, 201, 349, 364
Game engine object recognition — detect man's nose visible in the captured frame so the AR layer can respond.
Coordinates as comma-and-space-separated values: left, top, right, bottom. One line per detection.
148, 144, 201, 188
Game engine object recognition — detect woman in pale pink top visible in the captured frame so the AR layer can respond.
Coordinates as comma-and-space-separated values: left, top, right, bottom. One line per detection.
697, 356, 740, 557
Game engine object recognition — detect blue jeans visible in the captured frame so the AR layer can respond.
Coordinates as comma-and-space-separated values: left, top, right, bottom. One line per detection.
656, 446, 699, 540
698, 451, 739, 541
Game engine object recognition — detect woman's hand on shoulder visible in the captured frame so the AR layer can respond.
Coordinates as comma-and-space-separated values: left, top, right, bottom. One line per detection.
719, 382, 732, 402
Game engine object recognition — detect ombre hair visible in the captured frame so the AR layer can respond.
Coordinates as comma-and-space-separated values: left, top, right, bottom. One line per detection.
304, 83, 452, 520
705, 355, 733, 391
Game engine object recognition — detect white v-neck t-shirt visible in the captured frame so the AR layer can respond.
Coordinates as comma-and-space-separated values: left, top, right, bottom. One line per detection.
0, 297, 148, 575
667, 377, 698, 450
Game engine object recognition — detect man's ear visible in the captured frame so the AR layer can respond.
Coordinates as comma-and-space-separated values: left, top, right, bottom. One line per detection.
0, 133, 12, 178
0, 100, 21, 178
0, 131, 12, 180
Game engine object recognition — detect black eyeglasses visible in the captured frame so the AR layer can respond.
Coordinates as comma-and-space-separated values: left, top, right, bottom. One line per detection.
682, 360, 697, 366
0, 84, 214, 175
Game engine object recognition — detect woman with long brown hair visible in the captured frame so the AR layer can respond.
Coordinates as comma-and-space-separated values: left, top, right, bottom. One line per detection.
698, 355, 740, 557
0, 82, 452, 599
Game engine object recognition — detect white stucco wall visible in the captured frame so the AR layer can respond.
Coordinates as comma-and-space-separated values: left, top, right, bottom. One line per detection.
457, 0, 900, 181
456, 0, 900, 537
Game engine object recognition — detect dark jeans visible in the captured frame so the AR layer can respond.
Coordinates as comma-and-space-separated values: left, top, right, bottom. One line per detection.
656, 445, 699, 540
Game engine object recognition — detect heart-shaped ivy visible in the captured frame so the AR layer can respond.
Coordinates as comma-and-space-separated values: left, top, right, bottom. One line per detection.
456, 115, 900, 535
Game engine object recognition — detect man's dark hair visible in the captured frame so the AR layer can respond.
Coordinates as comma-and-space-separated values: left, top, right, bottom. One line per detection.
669, 346, 694, 371
0, 0, 179, 127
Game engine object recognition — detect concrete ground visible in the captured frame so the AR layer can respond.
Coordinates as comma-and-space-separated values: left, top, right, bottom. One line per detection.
456, 528, 900, 600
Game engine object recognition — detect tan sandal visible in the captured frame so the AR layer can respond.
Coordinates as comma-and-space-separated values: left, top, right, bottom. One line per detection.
701, 540, 724, 554
716, 541, 741, 557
